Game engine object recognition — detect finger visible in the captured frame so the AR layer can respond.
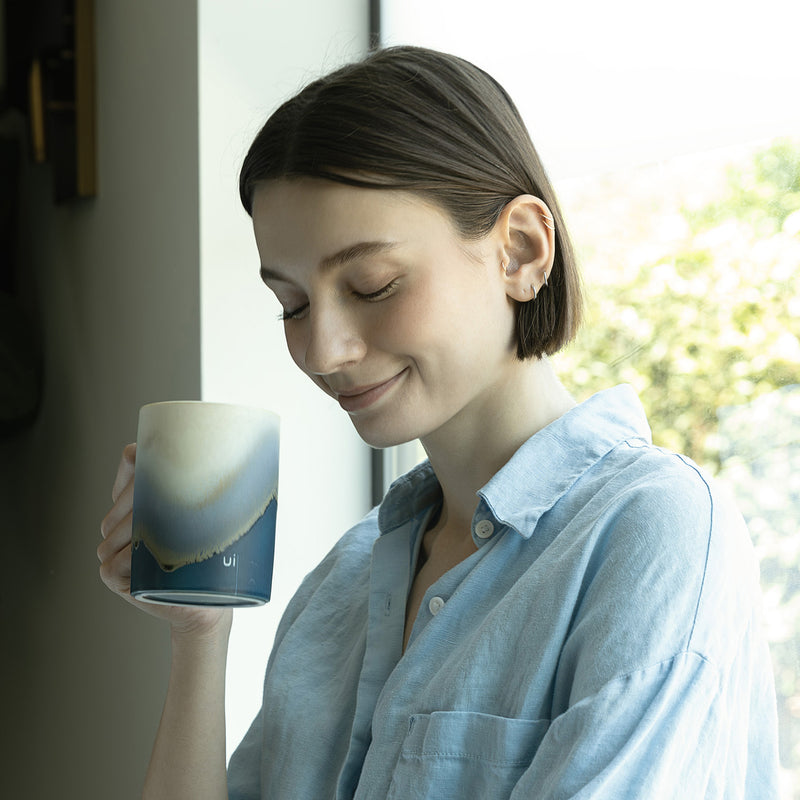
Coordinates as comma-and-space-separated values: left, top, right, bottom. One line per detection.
100, 477, 135, 540
111, 443, 136, 504
97, 508, 133, 562
99, 541, 132, 597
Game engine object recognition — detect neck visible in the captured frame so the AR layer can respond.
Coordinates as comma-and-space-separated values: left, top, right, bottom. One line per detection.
420, 357, 575, 534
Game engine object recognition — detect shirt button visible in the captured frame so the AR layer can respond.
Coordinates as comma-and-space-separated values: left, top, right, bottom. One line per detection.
428, 596, 445, 616
474, 519, 495, 539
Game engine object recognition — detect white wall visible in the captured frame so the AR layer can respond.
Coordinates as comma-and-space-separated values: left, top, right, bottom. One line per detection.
196, 0, 370, 756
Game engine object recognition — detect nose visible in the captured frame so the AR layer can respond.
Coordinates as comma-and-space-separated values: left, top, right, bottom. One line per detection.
299, 301, 367, 377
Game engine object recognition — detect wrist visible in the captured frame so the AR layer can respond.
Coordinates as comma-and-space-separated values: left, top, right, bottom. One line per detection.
170, 608, 233, 651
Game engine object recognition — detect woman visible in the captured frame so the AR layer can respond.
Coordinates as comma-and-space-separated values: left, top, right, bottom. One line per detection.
98, 46, 780, 798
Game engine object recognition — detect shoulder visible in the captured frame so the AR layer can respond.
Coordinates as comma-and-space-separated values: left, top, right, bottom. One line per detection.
578, 438, 722, 552
541, 437, 720, 585
565, 439, 759, 672
616, 443, 753, 575
631, 445, 712, 519
582, 440, 753, 594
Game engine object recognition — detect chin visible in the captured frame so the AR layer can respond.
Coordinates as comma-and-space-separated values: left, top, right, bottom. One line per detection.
350, 418, 420, 451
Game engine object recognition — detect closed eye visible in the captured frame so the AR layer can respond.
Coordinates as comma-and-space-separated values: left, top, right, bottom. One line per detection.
355, 279, 398, 302
278, 280, 398, 322
278, 302, 308, 321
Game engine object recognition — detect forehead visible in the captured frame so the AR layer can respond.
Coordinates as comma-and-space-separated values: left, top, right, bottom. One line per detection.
251, 178, 458, 266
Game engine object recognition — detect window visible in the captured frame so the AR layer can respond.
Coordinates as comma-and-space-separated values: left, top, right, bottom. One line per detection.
381, 1, 800, 793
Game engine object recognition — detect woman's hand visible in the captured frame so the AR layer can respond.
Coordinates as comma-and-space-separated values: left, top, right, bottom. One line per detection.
97, 443, 232, 639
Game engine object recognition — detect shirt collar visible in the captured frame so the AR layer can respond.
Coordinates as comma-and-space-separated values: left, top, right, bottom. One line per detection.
378, 385, 651, 538
378, 458, 441, 534
479, 384, 651, 538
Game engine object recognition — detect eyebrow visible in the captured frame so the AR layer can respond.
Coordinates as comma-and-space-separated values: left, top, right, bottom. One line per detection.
259, 240, 399, 283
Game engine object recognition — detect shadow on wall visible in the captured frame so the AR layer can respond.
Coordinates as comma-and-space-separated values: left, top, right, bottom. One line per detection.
0, 108, 43, 436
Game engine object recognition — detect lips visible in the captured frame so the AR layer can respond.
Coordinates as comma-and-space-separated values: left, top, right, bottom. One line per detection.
334, 368, 408, 413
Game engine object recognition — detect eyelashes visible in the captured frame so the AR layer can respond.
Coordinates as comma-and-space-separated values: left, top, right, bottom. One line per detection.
279, 304, 308, 322
278, 279, 399, 322
357, 279, 399, 302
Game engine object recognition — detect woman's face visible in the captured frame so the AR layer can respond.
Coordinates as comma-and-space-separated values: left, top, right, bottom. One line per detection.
252, 178, 520, 449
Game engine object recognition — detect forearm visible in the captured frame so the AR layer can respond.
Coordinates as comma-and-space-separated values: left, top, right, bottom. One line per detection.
142, 621, 231, 800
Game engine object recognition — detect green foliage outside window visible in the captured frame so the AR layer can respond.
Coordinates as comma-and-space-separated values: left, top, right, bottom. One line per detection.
555, 138, 800, 796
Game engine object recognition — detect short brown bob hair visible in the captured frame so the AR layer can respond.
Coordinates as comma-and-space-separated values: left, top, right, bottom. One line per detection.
239, 46, 583, 359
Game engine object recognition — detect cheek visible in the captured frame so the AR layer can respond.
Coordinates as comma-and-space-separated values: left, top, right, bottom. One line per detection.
366, 290, 449, 363
388, 270, 510, 360
384, 292, 433, 343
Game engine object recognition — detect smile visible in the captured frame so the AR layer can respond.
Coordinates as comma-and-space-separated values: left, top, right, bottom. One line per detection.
335, 369, 408, 413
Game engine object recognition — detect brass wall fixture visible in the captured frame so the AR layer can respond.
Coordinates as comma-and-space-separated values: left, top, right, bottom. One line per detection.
20, 0, 96, 202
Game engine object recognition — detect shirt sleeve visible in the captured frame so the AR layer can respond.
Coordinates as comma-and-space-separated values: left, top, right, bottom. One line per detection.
510, 652, 731, 798
511, 456, 780, 798
226, 511, 380, 798
227, 712, 263, 800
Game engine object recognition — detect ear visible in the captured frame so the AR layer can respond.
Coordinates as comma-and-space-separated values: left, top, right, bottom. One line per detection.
496, 195, 556, 303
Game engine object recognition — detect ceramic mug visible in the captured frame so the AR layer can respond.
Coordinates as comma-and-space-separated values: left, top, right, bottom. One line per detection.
130, 401, 279, 606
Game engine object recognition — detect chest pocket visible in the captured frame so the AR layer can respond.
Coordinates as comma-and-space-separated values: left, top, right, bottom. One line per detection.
386, 711, 549, 800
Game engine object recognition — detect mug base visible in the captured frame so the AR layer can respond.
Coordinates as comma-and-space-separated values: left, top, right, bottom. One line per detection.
130, 500, 276, 609
131, 589, 266, 607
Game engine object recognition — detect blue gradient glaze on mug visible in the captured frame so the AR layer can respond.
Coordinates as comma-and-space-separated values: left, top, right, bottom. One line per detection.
131, 498, 277, 606
130, 402, 279, 607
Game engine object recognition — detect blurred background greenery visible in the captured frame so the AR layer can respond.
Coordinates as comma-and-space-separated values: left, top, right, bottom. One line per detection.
556, 137, 800, 796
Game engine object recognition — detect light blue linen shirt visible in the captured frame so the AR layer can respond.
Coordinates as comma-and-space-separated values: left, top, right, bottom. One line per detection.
228, 386, 780, 799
